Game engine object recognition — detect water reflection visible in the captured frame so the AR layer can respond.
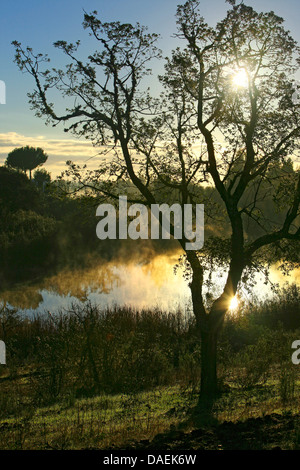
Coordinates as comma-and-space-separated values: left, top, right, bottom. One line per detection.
0, 254, 299, 316
0, 254, 190, 315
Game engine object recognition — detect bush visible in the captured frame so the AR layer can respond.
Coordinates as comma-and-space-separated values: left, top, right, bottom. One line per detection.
1, 304, 197, 403
228, 331, 276, 389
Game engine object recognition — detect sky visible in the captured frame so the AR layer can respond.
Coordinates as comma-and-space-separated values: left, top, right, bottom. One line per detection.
0, 0, 300, 177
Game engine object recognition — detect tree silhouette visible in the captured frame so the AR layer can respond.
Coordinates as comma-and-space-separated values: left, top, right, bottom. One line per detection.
33, 168, 51, 191
6, 146, 48, 180
0, 166, 40, 213
12, 1, 300, 403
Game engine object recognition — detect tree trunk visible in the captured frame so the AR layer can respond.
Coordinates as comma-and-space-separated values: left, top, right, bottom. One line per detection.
187, 248, 243, 406
199, 327, 219, 403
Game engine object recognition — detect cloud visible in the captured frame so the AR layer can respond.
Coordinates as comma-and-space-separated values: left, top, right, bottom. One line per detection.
0, 132, 110, 177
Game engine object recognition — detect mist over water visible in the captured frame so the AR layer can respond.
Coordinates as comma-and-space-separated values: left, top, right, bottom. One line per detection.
0, 252, 299, 316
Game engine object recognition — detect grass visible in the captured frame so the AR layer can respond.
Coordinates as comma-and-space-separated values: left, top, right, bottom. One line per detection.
0, 384, 194, 450
1, 370, 300, 450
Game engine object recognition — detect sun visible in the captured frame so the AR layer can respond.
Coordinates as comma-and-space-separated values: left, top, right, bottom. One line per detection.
229, 295, 239, 311
232, 68, 249, 88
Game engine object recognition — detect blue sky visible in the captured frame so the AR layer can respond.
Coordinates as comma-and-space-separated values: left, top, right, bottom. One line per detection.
0, 0, 299, 175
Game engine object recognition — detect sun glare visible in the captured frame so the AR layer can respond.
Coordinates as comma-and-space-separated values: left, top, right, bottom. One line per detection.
229, 295, 239, 311
232, 68, 249, 88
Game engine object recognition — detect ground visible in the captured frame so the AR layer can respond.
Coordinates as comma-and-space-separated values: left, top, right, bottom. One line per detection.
129, 413, 300, 450
1, 380, 300, 450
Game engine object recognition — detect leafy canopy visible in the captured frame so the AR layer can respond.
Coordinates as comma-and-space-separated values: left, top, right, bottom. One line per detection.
6, 146, 48, 178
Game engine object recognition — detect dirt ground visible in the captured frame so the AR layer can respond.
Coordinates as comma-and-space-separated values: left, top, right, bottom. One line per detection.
124, 413, 300, 450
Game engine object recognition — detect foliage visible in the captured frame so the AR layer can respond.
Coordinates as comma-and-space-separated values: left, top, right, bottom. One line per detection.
33, 168, 51, 190
0, 166, 40, 213
6, 146, 48, 179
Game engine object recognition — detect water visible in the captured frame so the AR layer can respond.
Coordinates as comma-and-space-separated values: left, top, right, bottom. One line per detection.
0, 253, 299, 316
